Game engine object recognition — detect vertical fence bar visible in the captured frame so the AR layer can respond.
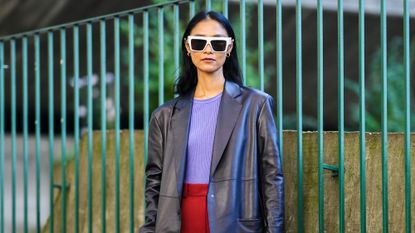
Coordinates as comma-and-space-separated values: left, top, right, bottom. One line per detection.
143, 10, 149, 175
174, 4, 180, 83
73, 25, 80, 233
22, 36, 29, 233
276, 0, 283, 159
317, 0, 324, 231
86, 23, 93, 233
403, 0, 411, 232
47, 32, 54, 233
223, 0, 228, 18
206, 0, 211, 11
189, 0, 195, 18
240, 0, 246, 84
0, 41, 4, 233
258, 0, 264, 91
60, 28, 67, 233
11, 39, 16, 233
337, 0, 345, 232
114, 16, 121, 233
34, 34, 41, 233
128, 14, 135, 233
99, 19, 107, 233
295, 1, 303, 232
158, 7, 164, 105
358, 0, 366, 231
380, 0, 388, 231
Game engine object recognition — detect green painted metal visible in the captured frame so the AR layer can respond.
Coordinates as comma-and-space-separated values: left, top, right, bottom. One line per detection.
295, 1, 303, 232
317, 0, 324, 231
114, 16, 121, 233
358, 0, 366, 232
47, 32, 54, 233
240, 0, 246, 85
337, 0, 345, 232
0, 41, 4, 233
100, 19, 107, 233
174, 4, 180, 85
189, 1, 195, 18
143, 10, 149, 175
128, 14, 135, 233
403, 0, 411, 232
223, 0, 228, 18
380, 0, 388, 232
10, 39, 16, 233
73, 25, 80, 233
206, 0, 211, 11
86, 23, 93, 233
34, 34, 41, 233
258, 0, 264, 91
276, 0, 283, 161
0, 1, 190, 41
22, 36, 29, 233
158, 7, 165, 105
60, 28, 67, 233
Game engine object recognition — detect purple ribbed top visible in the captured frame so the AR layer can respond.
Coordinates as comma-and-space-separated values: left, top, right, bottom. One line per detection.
185, 92, 222, 184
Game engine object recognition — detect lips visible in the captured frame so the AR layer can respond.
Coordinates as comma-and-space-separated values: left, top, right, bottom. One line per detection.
201, 58, 215, 61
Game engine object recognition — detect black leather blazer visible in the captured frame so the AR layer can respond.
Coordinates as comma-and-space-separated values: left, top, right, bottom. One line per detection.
139, 81, 284, 233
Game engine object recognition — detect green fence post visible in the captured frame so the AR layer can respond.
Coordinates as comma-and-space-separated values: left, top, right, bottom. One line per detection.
317, 0, 324, 231
86, 23, 94, 233
22, 36, 29, 233
158, 7, 165, 105
34, 33, 42, 233
114, 16, 121, 233
403, 0, 411, 232
60, 28, 67, 233
10, 38, 16, 233
337, 0, 345, 232
73, 25, 80, 233
0, 41, 4, 233
128, 14, 135, 233
296, 1, 303, 232
276, 0, 283, 161
47, 32, 54, 233
380, 0, 388, 231
358, 0, 366, 232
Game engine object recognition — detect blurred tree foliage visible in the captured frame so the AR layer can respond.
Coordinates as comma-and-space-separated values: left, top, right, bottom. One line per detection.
346, 36, 415, 132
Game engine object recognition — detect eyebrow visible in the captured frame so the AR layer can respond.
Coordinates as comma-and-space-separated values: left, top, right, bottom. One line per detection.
192, 34, 228, 37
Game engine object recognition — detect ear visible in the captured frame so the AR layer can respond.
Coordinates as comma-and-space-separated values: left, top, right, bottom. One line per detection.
227, 39, 234, 53
184, 39, 191, 54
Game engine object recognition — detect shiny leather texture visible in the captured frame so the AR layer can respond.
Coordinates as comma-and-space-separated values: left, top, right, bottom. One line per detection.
139, 81, 284, 233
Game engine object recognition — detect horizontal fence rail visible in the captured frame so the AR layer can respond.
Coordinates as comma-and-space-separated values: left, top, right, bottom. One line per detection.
0, 0, 413, 232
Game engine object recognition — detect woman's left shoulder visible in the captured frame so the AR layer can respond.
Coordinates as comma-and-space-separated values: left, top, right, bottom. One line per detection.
239, 86, 273, 104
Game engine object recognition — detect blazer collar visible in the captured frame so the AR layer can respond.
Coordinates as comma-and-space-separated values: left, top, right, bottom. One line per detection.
171, 81, 243, 196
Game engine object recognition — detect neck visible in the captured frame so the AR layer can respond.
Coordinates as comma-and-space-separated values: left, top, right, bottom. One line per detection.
194, 70, 225, 99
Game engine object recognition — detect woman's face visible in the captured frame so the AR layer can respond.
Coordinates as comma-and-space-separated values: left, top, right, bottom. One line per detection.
185, 18, 233, 75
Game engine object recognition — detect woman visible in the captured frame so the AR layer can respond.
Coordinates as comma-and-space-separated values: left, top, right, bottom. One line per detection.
139, 11, 284, 233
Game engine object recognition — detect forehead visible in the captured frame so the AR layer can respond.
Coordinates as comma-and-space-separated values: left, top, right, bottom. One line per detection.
189, 18, 228, 37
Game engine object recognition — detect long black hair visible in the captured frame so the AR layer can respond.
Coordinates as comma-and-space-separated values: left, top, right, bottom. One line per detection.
175, 11, 243, 96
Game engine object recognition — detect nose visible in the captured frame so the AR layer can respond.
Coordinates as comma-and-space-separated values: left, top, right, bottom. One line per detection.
204, 43, 213, 53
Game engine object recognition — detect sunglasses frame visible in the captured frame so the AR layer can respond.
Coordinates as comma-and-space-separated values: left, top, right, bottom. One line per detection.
186, 35, 233, 53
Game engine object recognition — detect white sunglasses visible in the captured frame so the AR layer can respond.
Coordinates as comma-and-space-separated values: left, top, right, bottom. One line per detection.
186, 36, 232, 52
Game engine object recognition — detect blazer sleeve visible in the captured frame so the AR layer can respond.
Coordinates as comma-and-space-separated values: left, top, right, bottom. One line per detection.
139, 113, 164, 233
257, 95, 285, 233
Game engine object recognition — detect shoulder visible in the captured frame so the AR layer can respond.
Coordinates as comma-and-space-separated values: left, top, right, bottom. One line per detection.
239, 86, 273, 106
150, 98, 178, 124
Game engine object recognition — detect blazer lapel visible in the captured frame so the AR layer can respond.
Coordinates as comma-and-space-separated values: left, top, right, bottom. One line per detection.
210, 81, 243, 176
171, 93, 193, 197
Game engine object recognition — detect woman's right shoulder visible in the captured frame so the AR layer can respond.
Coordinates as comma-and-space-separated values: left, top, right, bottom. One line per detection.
150, 97, 179, 122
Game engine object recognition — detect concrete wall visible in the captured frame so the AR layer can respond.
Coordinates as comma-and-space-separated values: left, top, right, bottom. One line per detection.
43, 130, 415, 232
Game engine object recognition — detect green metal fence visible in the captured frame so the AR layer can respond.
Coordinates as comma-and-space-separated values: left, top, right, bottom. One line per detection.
0, 0, 413, 232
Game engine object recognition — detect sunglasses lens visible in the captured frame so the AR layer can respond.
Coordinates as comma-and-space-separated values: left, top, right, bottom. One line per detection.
211, 40, 227, 51
190, 39, 207, 51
